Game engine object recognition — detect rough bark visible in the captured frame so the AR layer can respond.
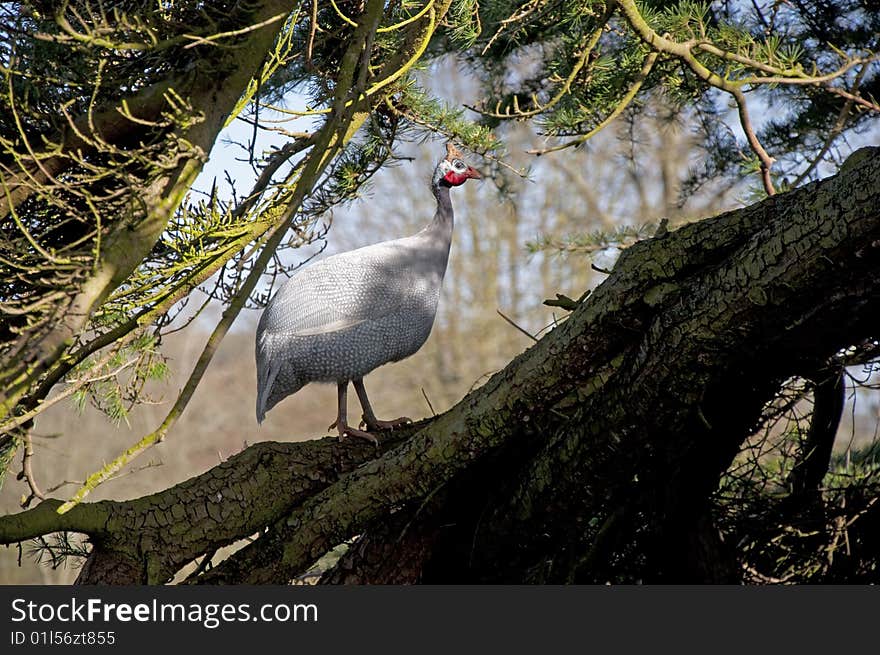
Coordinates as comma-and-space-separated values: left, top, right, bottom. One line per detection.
0, 433, 413, 584
1, 147, 879, 584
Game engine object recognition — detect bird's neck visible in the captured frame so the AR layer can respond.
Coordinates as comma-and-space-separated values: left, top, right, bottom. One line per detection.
410, 183, 454, 283
430, 183, 454, 233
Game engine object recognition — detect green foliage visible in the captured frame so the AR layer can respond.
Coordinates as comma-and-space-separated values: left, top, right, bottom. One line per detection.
392, 79, 500, 153
526, 222, 658, 256
448, 0, 483, 48
68, 333, 169, 426
454, 0, 878, 195
28, 532, 89, 570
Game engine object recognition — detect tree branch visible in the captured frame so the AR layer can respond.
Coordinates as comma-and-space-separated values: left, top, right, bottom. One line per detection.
198, 146, 880, 583
3, 150, 878, 584
786, 366, 846, 506
0, 427, 416, 584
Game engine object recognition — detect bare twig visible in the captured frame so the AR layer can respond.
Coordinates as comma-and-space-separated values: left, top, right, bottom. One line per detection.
181, 13, 288, 49
732, 89, 776, 195
467, 4, 615, 120
496, 308, 538, 342
528, 52, 659, 156
19, 430, 45, 508
792, 65, 869, 188
421, 388, 437, 417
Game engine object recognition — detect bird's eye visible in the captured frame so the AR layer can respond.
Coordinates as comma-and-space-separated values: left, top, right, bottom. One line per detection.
453, 159, 466, 172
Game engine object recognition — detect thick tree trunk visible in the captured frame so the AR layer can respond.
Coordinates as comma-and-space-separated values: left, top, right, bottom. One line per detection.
1, 147, 879, 584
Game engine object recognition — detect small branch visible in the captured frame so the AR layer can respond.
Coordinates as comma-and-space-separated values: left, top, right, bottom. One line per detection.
543, 294, 582, 311
0, 351, 136, 434
732, 88, 776, 195
496, 308, 538, 342
468, 4, 615, 120
786, 367, 846, 506
823, 86, 880, 113
481, 0, 545, 56
306, 0, 318, 71
792, 65, 869, 188
19, 430, 44, 508
528, 52, 659, 156
45, 479, 83, 494
181, 13, 288, 49
421, 388, 437, 417
739, 56, 877, 87
329, 0, 359, 27
377, 1, 434, 33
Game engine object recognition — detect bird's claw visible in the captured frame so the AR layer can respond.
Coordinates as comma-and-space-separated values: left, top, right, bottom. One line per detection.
333, 414, 412, 446
337, 426, 379, 446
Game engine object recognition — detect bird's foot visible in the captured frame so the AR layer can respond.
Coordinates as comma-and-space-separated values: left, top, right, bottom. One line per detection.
334, 420, 379, 446
360, 416, 413, 432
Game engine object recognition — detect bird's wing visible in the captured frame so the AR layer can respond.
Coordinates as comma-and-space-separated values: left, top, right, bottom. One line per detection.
258, 241, 422, 338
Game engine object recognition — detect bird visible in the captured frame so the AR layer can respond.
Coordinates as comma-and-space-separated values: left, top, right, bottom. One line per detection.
255, 143, 482, 443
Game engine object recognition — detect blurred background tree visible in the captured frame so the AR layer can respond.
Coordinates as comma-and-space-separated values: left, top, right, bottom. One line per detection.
0, 0, 878, 583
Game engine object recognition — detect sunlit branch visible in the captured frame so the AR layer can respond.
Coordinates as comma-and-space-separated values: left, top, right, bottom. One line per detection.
181, 12, 288, 49
528, 51, 659, 156
615, 0, 777, 194
467, 3, 615, 120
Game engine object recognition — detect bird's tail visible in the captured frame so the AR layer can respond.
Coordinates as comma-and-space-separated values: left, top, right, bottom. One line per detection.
255, 337, 280, 424
255, 362, 278, 424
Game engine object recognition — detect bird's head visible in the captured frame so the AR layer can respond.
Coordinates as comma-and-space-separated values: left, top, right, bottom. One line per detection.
433, 143, 482, 188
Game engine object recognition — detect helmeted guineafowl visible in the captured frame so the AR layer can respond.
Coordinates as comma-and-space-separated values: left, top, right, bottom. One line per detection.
255, 143, 481, 442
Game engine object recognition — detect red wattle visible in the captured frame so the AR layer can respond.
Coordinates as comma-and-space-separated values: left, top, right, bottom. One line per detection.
444, 171, 468, 186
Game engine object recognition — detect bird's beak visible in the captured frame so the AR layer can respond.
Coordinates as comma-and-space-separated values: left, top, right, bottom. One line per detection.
466, 166, 482, 180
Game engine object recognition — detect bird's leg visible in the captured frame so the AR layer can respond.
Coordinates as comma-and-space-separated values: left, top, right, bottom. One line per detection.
353, 378, 412, 432
331, 381, 378, 445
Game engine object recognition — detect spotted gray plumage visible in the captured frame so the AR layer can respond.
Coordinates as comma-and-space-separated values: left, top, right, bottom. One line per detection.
255, 230, 449, 419
255, 145, 481, 436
